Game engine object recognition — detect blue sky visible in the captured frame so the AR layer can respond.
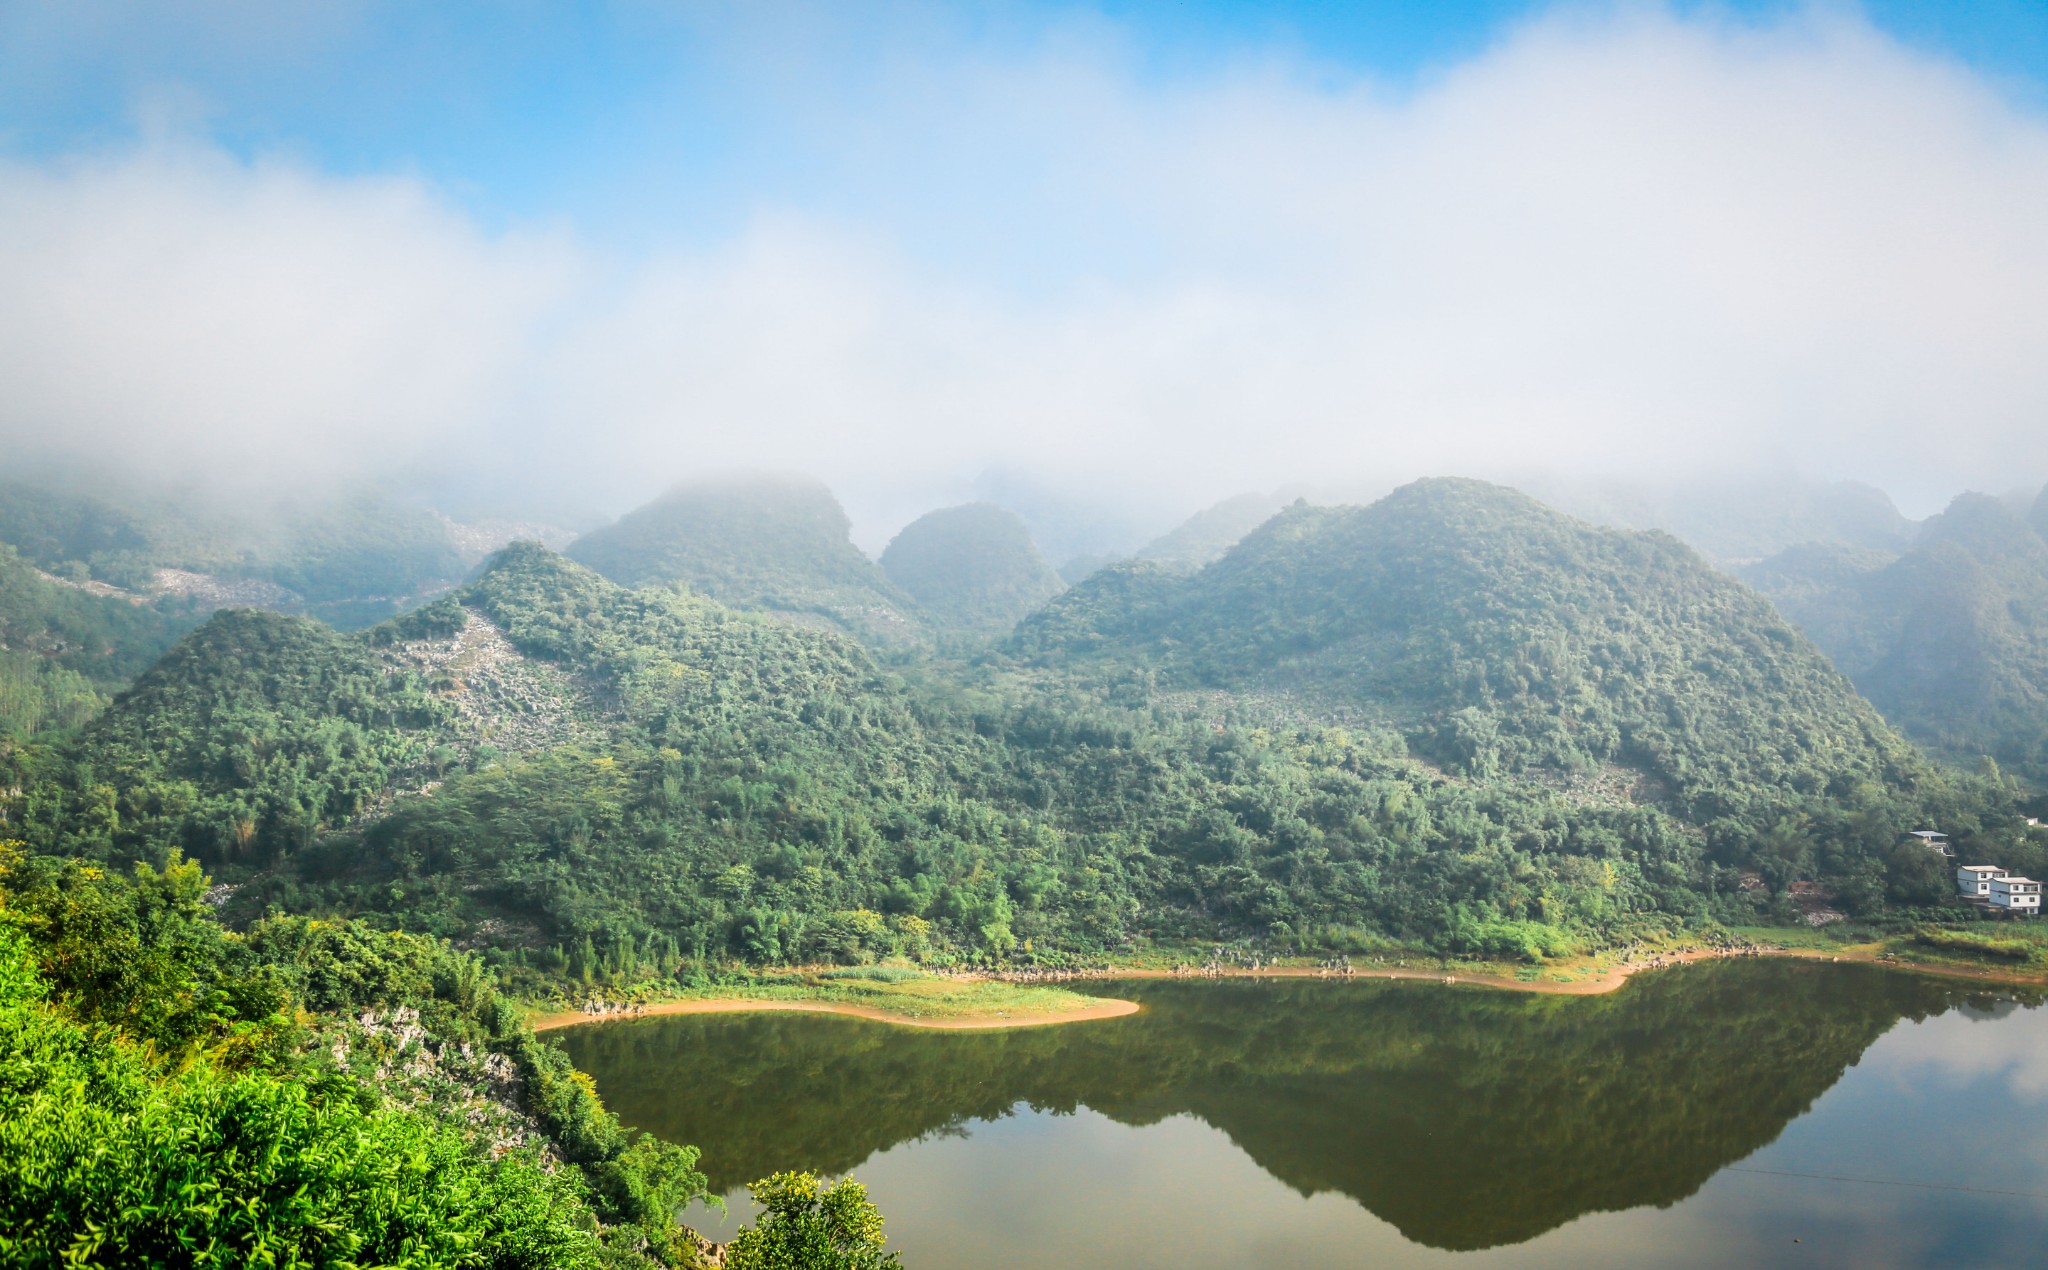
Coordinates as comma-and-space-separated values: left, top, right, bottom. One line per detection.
4, 2, 2048, 527
8, 2, 2047, 246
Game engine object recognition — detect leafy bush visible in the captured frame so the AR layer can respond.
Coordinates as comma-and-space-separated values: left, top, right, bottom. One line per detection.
0, 849, 722, 1266
725, 1172, 901, 1270
0, 925, 607, 1269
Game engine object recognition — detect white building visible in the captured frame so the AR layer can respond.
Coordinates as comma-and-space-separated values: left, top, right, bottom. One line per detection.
1989, 876, 2042, 914
1958, 865, 2009, 898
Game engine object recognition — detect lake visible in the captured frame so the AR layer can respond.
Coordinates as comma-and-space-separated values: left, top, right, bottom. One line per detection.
560, 961, 2048, 1268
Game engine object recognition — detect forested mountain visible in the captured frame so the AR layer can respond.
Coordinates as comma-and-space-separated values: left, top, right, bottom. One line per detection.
1743, 489, 2048, 784
567, 475, 926, 645
9, 521, 2029, 978
0, 545, 199, 737
879, 503, 1065, 634
1015, 479, 1935, 828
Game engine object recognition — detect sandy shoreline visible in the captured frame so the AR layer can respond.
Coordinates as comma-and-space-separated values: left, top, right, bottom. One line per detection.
532, 945, 2042, 1033
1095, 950, 1774, 995
531, 995, 1142, 1033
1101, 944, 2047, 995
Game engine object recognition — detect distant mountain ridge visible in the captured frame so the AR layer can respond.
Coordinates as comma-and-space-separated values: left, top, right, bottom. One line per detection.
879, 503, 1065, 634
1135, 490, 1297, 571
0, 478, 472, 630
567, 475, 926, 645
1520, 475, 1914, 565
1744, 488, 2048, 783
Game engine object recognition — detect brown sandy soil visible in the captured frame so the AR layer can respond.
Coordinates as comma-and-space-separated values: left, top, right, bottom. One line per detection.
532, 995, 1141, 1033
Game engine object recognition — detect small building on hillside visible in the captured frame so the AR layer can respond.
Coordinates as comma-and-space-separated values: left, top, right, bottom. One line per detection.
1912, 830, 1954, 857
1958, 865, 2009, 898
1989, 876, 2042, 915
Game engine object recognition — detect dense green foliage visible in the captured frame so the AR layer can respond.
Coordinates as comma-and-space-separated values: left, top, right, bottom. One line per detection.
1017, 479, 1939, 827
878, 503, 1064, 634
0, 543, 200, 737
724, 1172, 901, 1270
567, 476, 925, 645
1745, 488, 2048, 785
0, 846, 718, 1267
10, 504, 2029, 982
25, 608, 447, 864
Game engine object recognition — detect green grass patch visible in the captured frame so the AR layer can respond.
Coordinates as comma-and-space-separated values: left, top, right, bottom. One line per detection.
652, 971, 1117, 1023
816, 965, 927, 984
1907, 927, 2044, 965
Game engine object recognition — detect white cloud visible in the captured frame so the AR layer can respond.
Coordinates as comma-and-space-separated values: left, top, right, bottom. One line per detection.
0, 140, 574, 495
4, 5, 2048, 530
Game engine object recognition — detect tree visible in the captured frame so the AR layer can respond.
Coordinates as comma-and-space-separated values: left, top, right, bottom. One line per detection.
725, 1172, 901, 1270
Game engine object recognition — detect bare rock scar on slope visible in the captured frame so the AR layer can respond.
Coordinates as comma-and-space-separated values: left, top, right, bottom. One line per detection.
380, 607, 622, 758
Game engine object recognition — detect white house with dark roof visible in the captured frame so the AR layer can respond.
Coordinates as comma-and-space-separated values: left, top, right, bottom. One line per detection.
1958, 865, 2008, 897
1989, 875, 2042, 914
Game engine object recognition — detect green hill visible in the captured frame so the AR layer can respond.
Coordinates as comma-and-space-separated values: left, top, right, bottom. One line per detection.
0, 545, 200, 737
879, 503, 1064, 633
567, 475, 925, 645
1744, 490, 2048, 783
1016, 479, 1937, 828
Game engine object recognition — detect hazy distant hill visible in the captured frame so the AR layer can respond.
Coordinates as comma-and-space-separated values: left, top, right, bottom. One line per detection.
1136, 491, 1295, 570
879, 503, 1065, 634
1525, 475, 1914, 566
567, 475, 926, 645
1744, 489, 2048, 782
968, 469, 1172, 580
1017, 478, 1932, 824
0, 478, 469, 629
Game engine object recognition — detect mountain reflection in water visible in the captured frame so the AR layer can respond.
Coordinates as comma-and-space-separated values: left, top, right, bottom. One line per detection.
560, 960, 2020, 1255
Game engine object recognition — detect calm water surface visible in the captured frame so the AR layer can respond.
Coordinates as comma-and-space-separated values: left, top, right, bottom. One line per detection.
560, 961, 2048, 1268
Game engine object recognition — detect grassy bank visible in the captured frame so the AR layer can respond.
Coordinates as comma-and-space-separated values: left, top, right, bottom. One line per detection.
530, 965, 1132, 1030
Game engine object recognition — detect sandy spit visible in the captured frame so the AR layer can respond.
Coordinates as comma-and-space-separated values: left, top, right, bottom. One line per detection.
532, 995, 1141, 1033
